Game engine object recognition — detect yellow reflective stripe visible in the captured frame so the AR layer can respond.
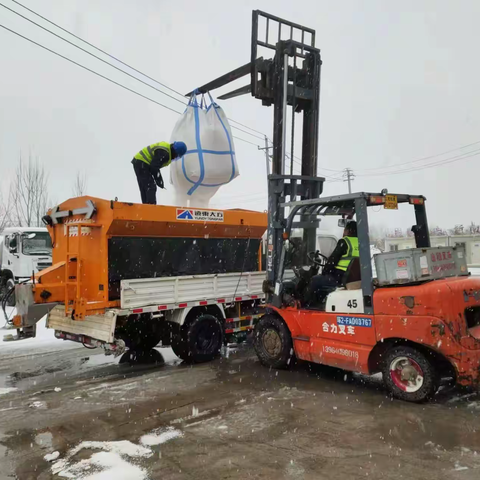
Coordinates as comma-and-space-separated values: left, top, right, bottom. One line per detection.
139, 150, 150, 163
344, 237, 352, 256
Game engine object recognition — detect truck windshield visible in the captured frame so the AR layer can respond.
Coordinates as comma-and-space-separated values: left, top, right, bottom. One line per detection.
22, 232, 52, 256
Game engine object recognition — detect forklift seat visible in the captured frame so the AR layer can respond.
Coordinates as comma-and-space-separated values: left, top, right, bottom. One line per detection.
342, 257, 361, 287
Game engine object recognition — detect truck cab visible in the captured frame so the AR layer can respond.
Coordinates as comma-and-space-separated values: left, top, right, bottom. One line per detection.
0, 227, 52, 305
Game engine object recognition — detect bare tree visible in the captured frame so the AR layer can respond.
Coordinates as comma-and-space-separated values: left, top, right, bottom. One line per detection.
369, 223, 387, 251
9, 155, 50, 227
72, 170, 88, 197
0, 189, 12, 232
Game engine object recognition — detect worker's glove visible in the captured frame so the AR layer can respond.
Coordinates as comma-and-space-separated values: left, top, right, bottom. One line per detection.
155, 171, 164, 189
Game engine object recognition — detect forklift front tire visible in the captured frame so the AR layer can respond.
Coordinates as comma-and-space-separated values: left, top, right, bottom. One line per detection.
382, 345, 439, 403
254, 314, 294, 369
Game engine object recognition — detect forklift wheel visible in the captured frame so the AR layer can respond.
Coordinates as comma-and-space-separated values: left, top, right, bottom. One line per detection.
382, 346, 439, 402
254, 314, 294, 369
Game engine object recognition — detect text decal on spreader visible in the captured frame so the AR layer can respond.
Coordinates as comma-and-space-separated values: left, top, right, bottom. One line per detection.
337, 316, 372, 328
176, 208, 224, 222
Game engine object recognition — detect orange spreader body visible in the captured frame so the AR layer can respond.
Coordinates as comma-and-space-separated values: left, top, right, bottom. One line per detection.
32, 197, 267, 319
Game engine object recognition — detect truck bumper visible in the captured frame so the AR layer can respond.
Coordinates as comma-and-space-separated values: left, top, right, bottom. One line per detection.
46, 305, 118, 344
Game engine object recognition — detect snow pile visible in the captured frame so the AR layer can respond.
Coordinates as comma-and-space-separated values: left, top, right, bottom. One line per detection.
54, 451, 148, 480
44, 451, 60, 462
51, 441, 151, 479
0, 387, 17, 396
140, 427, 183, 447
0, 308, 77, 354
50, 429, 183, 479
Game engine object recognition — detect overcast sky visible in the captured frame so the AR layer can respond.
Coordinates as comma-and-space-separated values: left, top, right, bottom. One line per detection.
1, 0, 479, 232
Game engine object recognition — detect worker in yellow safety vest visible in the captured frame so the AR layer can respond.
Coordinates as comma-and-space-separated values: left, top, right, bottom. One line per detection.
132, 141, 187, 205
325, 221, 359, 277
306, 221, 359, 306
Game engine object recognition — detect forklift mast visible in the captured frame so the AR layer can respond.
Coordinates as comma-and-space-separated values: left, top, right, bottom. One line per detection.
189, 11, 325, 298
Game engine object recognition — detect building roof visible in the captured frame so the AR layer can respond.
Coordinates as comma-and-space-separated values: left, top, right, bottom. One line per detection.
1, 227, 48, 234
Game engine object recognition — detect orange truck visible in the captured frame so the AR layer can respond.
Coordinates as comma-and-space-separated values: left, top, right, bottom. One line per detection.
13, 196, 267, 362
254, 183, 480, 402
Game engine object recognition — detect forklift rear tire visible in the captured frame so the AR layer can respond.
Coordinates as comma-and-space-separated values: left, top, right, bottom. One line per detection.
382, 346, 439, 403
254, 314, 294, 369
171, 314, 223, 363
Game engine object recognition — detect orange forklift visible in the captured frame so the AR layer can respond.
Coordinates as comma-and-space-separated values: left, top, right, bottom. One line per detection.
255, 183, 480, 402
197, 10, 480, 401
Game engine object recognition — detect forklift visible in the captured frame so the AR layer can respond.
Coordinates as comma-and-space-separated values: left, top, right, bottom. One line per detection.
195, 11, 480, 402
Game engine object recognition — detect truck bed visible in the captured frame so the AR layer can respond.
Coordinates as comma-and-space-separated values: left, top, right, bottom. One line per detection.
120, 271, 265, 310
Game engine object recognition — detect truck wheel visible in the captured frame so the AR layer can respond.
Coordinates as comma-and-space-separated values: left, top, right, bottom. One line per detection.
382, 346, 438, 402
123, 316, 162, 351
171, 314, 223, 363
253, 314, 293, 369
5, 279, 15, 307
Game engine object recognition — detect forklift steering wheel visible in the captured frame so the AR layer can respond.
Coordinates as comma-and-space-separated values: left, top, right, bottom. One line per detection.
307, 251, 328, 267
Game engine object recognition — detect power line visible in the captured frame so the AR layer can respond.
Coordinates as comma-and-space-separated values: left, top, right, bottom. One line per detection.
0, 22, 261, 148
357, 148, 480, 177
227, 118, 267, 137
0, 23, 183, 114
283, 153, 342, 179
11, 0, 183, 96
0, 2, 187, 106
233, 136, 263, 147
8, 0, 269, 141
356, 140, 480, 173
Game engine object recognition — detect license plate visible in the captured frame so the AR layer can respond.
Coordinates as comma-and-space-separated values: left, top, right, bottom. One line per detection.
384, 194, 398, 210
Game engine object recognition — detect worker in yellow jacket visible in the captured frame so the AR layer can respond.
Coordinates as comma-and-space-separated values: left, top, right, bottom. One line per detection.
132, 141, 187, 204
306, 221, 359, 306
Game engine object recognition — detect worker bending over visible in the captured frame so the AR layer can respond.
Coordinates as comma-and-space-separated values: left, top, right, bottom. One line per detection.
307, 221, 359, 305
132, 141, 187, 205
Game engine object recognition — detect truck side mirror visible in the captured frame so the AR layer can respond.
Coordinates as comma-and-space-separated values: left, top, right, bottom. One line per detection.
338, 219, 347, 228
8, 236, 17, 253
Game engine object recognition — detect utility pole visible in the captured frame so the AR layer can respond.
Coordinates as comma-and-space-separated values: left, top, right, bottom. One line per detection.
258, 135, 272, 176
343, 168, 355, 193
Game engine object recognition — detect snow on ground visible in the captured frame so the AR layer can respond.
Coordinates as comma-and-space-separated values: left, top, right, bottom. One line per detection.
0, 307, 78, 356
0, 387, 17, 396
139, 427, 183, 447
49, 429, 183, 479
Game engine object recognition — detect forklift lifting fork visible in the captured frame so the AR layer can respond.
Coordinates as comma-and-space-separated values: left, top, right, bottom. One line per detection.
194, 10, 480, 402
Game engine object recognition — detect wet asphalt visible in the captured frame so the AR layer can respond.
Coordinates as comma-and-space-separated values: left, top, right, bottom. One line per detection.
0, 340, 479, 479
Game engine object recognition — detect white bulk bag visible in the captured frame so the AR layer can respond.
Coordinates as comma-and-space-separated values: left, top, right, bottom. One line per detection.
170, 92, 239, 207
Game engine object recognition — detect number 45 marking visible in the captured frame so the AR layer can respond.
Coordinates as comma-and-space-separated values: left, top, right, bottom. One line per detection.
347, 300, 358, 308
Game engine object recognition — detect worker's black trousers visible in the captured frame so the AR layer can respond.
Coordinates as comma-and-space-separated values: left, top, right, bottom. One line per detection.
306, 269, 344, 307
132, 159, 157, 205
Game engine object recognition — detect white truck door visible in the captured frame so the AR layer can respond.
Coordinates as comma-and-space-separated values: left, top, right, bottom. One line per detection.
5, 234, 21, 279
